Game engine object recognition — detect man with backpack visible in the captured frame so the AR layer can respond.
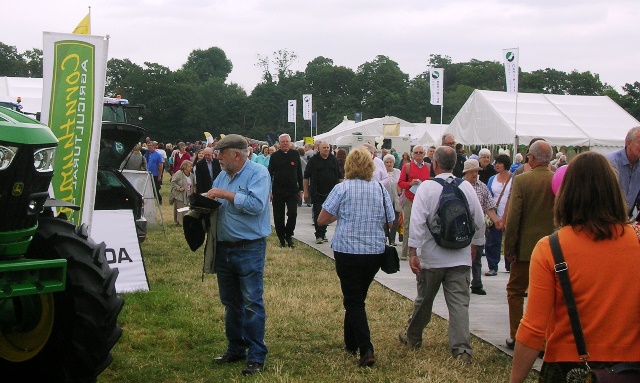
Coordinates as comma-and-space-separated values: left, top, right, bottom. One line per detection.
398, 146, 484, 365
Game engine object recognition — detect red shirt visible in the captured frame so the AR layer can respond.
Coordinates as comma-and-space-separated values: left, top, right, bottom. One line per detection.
397, 161, 431, 202
173, 151, 192, 173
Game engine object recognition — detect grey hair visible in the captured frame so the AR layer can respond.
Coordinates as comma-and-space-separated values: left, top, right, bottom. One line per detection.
278, 133, 291, 142
626, 126, 640, 143
434, 146, 456, 171
383, 154, 396, 163
529, 141, 553, 164
362, 143, 376, 155
479, 148, 491, 158
412, 145, 424, 154
228, 148, 249, 158
441, 134, 455, 145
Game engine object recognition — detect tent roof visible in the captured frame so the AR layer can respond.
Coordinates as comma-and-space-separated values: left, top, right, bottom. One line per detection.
304, 116, 448, 148
445, 90, 639, 150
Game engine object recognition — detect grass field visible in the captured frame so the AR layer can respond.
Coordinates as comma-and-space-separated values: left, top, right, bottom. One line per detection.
98, 187, 539, 382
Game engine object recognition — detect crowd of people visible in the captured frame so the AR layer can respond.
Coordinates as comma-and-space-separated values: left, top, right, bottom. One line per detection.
137, 128, 640, 379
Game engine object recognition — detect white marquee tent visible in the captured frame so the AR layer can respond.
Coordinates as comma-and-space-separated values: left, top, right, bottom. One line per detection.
0, 77, 44, 114
302, 115, 444, 147
445, 90, 640, 154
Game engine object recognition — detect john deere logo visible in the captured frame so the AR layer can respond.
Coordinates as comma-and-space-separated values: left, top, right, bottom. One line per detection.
431, 71, 441, 79
12, 182, 24, 196
506, 52, 515, 62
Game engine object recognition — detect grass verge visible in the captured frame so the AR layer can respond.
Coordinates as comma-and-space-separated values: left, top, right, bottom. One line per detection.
98, 187, 538, 382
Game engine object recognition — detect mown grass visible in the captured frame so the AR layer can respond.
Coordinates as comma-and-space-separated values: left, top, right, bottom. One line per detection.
98, 187, 538, 382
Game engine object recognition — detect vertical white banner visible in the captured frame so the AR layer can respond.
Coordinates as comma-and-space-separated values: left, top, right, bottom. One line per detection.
429, 67, 444, 106
302, 94, 312, 121
42, 32, 108, 230
287, 99, 296, 123
502, 48, 519, 94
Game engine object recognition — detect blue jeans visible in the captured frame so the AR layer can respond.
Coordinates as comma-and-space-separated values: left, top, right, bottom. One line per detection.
471, 245, 484, 289
334, 251, 383, 356
485, 226, 504, 272
215, 239, 268, 363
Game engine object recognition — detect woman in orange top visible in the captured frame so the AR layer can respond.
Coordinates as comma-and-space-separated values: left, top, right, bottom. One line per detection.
509, 152, 640, 383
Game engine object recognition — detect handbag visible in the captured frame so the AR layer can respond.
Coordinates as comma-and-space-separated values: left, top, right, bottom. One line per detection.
485, 173, 511, 228
379, 183, 400, 274
548, 233, 640, 383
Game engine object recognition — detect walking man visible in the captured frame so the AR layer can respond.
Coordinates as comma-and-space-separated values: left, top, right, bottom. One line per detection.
304, 141, 343, 244
607, 126, 640, 218
205, 134, 271, 376
195, 147, 221, 194
503, 140, 555, 350
398, 146, 484, 364
397, 145, 431, 260
145, 141, 164, 205
268, 134, 304, 248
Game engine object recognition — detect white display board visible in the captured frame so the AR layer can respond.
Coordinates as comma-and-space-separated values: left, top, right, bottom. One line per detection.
91, 209, 150, 293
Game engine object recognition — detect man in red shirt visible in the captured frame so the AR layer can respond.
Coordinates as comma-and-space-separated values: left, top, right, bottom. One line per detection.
397, 145, 431, 260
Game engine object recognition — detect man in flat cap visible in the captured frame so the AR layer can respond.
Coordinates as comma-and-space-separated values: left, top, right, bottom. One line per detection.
205, 134, 271, 376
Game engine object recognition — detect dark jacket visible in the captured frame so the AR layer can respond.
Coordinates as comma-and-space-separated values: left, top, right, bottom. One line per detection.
268, 149, 303, 196
195, 158, 222, 195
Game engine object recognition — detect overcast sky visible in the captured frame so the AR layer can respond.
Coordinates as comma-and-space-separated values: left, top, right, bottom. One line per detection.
4, 0, 639, 94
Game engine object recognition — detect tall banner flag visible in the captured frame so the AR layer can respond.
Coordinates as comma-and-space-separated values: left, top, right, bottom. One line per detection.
287, 100, 296, 123
302, 94, 312, 121
429, 68, 444, 106
502, 48, 519, 94
42, 32, 109, 228
73, 12, 91, 35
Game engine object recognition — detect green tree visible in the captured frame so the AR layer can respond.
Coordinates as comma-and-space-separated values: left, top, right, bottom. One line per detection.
0, 42, 28, 76
23, 48, 43, 77
304, 56, 358, 131
182, 47, 233, 82
354, 55, 409, 118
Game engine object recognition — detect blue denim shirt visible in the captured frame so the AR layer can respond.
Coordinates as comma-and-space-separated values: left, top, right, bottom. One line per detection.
213, 160, 271, 242
607, 147, 640, 215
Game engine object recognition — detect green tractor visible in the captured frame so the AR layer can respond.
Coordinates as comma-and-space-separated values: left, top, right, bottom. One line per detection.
0, 106, 124, 382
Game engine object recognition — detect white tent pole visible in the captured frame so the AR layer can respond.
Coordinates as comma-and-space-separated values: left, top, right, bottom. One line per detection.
294, 121, 297, 143
440, 105, 444, 125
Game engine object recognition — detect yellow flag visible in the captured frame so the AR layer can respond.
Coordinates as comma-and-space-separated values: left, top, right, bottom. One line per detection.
73, 13, 91, 34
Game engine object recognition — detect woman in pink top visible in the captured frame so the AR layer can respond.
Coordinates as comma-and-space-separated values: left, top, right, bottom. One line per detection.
509, 152, 640, 383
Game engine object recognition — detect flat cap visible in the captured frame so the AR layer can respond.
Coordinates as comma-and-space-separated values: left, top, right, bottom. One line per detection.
216, 134, 247, 151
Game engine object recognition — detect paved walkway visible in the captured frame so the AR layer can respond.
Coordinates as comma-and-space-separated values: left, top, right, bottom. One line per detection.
272, 204, 542, 370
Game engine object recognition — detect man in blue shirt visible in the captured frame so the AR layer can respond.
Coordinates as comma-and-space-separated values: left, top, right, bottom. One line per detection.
145, 141, 164, 204
607, 126, 640, 218
205, 134, 271, 376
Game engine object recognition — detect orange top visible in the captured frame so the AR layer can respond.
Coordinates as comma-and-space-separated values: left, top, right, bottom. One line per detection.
516, 225, 640, 362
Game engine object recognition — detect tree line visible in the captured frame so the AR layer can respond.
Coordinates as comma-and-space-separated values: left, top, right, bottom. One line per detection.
1, 42, 639, 143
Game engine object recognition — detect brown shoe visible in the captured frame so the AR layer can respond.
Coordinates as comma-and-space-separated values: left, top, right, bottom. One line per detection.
358, 349, 375, 367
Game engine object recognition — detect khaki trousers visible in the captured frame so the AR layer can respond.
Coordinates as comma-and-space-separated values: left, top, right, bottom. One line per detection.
401, 199, 413, 259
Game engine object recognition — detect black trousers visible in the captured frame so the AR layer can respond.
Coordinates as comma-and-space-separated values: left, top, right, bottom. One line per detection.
311, 193, 328, 238
153, 177, 162, 204
272, 193, 299, 241
334, 251, 383, 355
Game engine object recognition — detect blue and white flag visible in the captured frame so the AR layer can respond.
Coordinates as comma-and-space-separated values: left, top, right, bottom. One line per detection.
502, 48, 519, 94
302, 94, 312, 121
287, 100, 296, 123
429, 68, 444, 106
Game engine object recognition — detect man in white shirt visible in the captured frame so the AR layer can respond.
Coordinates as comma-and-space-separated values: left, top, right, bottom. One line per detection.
398, 146, 484, 365
362, 143, 388, 186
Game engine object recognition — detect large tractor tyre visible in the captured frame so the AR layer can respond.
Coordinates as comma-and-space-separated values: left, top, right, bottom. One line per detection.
0, 216, 125, 382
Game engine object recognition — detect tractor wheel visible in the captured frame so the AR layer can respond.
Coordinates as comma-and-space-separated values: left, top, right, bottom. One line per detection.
0, 216, 125, 382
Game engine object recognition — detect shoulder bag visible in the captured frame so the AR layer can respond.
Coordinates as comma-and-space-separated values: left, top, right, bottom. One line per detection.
548, 233, 640, 383
379, 183, 400, 274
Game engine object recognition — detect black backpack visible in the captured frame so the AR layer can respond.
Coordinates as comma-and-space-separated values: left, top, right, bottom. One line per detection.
427, 176, 475, 249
